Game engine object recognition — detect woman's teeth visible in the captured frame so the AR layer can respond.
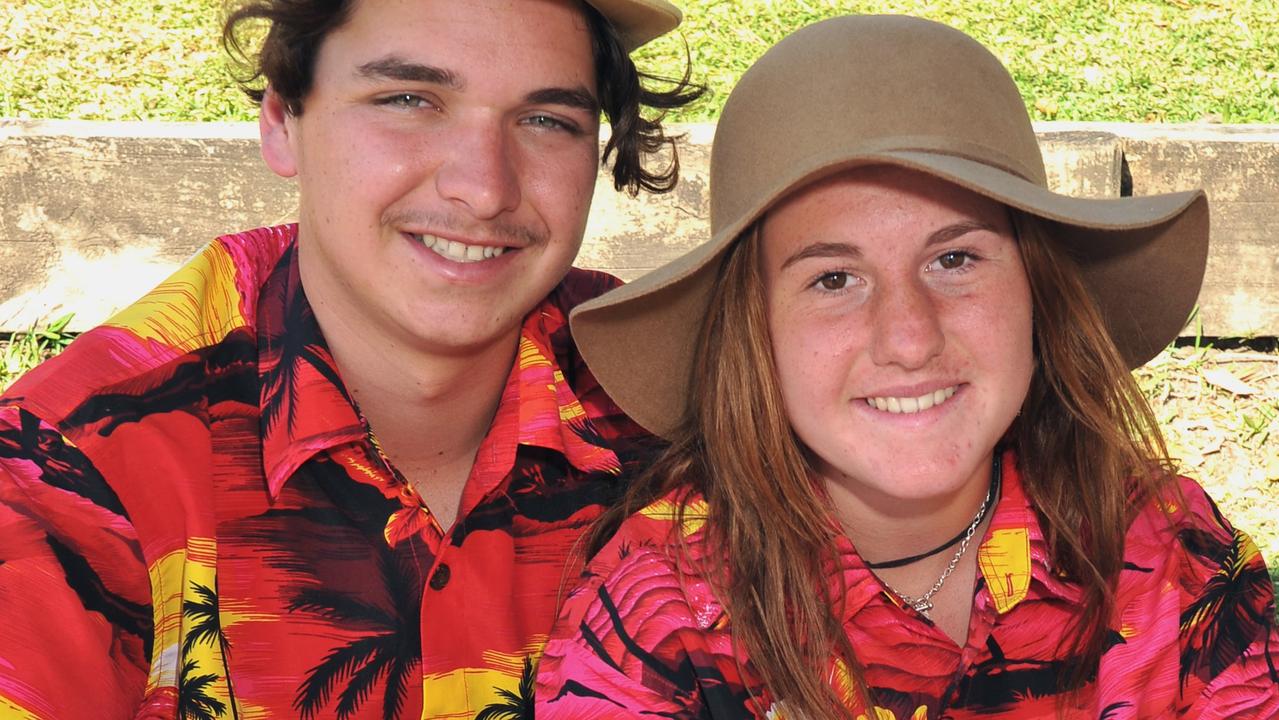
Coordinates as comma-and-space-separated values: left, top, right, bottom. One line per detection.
416, 234, 507, 263
866, 386, 957, 414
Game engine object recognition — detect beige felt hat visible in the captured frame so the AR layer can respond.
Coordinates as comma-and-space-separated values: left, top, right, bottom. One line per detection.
572, 14, 1210, 438
587, 0, 682, 50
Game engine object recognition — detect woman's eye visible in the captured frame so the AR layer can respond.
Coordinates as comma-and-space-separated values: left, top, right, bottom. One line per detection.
817, 272, 849, 291
933, 251, 971, 271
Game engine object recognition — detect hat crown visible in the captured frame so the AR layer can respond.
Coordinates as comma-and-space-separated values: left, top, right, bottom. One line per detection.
710, 15, 1045, 235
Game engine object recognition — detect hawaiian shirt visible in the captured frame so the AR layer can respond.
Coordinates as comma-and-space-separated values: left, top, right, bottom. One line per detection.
537, 450, 1279, 719
0, 225, 649, 719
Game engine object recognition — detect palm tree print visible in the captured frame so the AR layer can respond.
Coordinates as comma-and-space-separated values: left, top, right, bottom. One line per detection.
290, 550, 421, 720
474, 655, 535, 720
183, 581, 239, 719
1177, 517, 1279, 687
178, 659, 228, 720
258, 249, 350, 436
60, 335, 258, 437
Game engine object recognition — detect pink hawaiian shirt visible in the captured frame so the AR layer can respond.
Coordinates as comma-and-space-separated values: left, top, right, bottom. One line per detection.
537, 449, 1279, 719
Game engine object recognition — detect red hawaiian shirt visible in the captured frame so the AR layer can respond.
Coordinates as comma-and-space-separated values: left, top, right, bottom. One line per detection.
0, 225, 649, 719
536, 449, 1279, 719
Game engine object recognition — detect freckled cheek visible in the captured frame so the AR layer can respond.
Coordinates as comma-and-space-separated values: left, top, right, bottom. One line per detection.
774, 320, 855, 401
514, 147, 598, 228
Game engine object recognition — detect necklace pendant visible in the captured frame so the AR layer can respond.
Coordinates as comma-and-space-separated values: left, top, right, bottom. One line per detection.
911, 598, 934, 616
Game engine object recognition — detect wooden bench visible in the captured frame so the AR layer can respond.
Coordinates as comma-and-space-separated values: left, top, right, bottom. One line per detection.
1, 119, 1276, 336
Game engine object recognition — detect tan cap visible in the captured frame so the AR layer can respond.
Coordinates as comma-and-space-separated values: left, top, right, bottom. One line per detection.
586, 0, 682, 50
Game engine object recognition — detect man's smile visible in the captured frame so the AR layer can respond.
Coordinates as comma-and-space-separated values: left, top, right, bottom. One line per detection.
413, 233, 510, 263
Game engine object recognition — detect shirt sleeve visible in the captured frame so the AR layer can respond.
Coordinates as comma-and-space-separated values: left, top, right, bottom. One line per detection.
536, 514, 768, 719
1170, 477, 1279, 717
0, 406, 151, 718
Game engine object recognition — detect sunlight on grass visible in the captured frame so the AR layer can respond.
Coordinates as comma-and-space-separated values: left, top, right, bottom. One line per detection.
2, 0, 1277, 123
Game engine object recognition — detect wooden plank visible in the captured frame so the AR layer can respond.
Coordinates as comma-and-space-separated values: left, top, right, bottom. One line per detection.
0, 121, 296, 332
2, 119, 1273, 337
1117, 126, 1279, 339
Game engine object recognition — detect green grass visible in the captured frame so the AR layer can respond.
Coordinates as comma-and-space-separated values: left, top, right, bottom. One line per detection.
2, 0, 1277, 123
0, 314, 73, 386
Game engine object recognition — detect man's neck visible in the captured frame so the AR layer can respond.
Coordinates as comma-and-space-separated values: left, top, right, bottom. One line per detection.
303, 279, 521, 529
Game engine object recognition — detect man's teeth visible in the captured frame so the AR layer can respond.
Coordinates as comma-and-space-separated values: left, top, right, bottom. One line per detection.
416, 234, 507, 263
866, 386, 957, 414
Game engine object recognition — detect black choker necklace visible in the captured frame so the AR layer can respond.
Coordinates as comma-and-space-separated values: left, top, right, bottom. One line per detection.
864, 454, 1002, 571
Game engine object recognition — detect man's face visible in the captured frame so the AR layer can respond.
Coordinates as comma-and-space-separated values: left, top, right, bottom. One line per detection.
262, 0, 601, 357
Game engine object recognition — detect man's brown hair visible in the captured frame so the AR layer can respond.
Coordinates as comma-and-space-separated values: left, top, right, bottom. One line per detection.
222, 0, 702, 195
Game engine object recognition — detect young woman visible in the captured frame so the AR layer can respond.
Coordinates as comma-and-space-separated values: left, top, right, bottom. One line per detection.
535, 14, 1279, 720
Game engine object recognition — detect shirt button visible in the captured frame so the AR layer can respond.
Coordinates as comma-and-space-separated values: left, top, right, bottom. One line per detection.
429, 563, 451, 590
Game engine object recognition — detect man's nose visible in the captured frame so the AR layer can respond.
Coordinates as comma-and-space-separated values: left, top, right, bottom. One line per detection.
434, 120, 521, 220
869, 276, 945, 370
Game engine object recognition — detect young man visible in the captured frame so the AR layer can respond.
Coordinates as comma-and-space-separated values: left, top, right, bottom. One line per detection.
0, 0, 697, 717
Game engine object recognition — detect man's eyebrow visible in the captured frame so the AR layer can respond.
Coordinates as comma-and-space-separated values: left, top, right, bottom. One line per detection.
356, 57, 464, 90
780, 242, 862, 270
525, 86, 600, 114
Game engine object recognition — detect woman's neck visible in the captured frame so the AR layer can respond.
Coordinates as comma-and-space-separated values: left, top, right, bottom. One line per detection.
825, 454, 997, 566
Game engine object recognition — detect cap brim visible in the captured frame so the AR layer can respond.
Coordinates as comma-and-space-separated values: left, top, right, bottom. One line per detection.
586, 0, 682, 51
572, 153, 1208, 438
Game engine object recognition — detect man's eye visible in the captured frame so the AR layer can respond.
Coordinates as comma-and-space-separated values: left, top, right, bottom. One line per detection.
524, 114, 581, 134
817, 272, 849, 291
379, 94, 431, 109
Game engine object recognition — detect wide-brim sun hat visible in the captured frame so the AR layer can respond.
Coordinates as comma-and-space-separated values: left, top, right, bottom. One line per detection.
587, 0, 682, 50
572, 14, 1210, 439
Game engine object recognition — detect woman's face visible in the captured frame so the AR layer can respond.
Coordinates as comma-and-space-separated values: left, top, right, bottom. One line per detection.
761, 165, 1034, 509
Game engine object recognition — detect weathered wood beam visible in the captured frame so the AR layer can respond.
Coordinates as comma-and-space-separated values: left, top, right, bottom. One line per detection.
1, 120, 1274, 337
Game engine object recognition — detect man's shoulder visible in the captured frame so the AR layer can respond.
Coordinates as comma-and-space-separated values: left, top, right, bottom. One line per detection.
3, 225, 296, 428
547, 266, 624, 315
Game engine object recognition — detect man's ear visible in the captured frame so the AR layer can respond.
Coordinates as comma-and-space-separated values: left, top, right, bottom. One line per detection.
259, 87, 299, 179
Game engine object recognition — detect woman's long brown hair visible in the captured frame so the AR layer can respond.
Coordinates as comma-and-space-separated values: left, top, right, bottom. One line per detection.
585, 210, 1176, 719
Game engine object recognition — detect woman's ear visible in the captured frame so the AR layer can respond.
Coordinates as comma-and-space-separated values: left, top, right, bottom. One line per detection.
259, 87, 299, 179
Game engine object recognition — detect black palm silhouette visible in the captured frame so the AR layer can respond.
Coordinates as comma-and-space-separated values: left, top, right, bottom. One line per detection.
61, 334, 258, 436
258, 257, 349, 435
1178, 520, 1279, 687
183, 581, 239, 719
290, 550, 422, 720
0, 409, 128, 515
474, 655, 536, 720
178, 659, 228, 720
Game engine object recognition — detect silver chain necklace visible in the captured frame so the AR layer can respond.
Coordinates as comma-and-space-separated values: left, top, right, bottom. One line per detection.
881, 467, 998, 618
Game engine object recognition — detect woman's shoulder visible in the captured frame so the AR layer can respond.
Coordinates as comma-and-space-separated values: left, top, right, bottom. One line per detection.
537, 488, 753, 718
1123, 474, 1270, 581
1126, 474, 1257, 559
548, 486, 731, 658
584, 487, 712, 574
1117, 474, 1279, 711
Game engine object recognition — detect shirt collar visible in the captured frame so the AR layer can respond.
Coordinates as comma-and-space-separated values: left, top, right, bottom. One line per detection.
258, 258, 622, 499
257, 242, 366, 497
460, 288, 624, 514
973, 447, 1044, 614
835, 448, 1060, 622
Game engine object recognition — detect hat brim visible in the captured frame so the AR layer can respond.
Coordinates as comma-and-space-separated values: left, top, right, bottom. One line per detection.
586, 0, 682, 51
572, 153, 1209, 438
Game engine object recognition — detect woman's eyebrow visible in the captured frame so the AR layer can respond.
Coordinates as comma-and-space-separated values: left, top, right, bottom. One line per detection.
780, 242, 861, 270
779, 220, 999, 270
925, 220, 998, 248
